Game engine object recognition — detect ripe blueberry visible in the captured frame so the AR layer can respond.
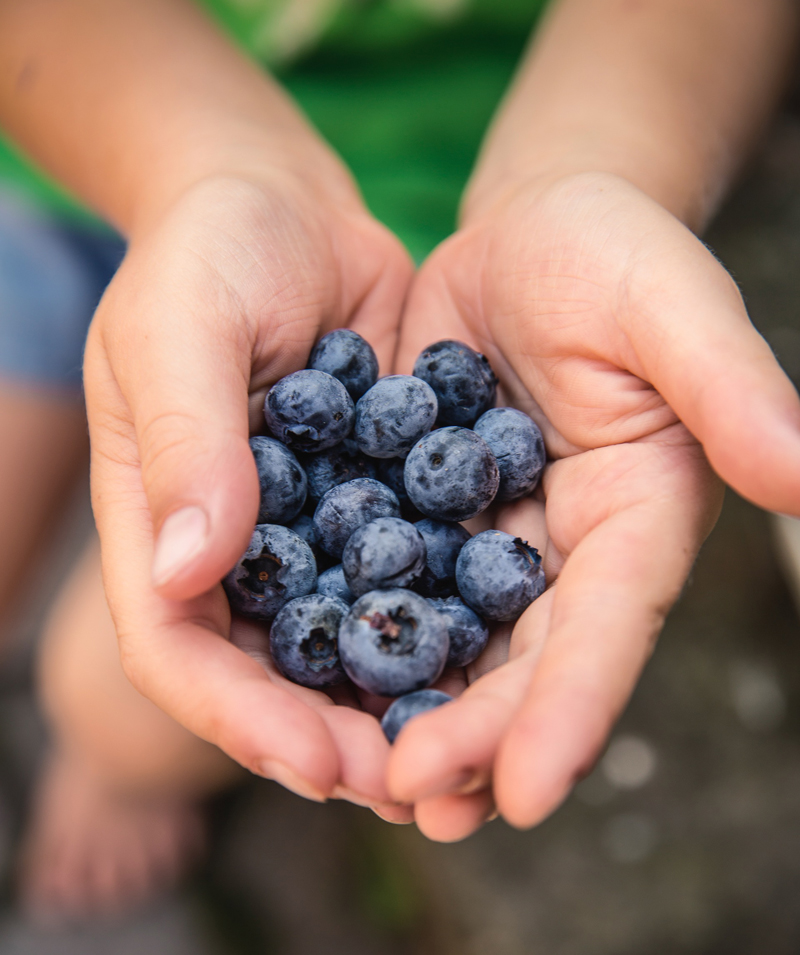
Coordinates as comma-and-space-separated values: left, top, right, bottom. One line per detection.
270, 594, 350, 688
354, 375, 437, 458
404, 427, 499, 522
302, 440, 377, 501
223, 524, 317, 620
456, 530, 545, 621
249, 436, 307, 524
313, 477, 400, 559
429, 596, 489, 668
474, 407, 545, 501
308, 328, 378, 400
264, 369, 354, 452
342, 517, 426, 597
316, 564, 356, 605
381, 689, 453, 743
413, 339, 497, 427
413, 518, 471, 598
338, 589, 449, 696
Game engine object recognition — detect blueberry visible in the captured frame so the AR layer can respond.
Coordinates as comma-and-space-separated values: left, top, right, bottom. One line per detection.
302, 441, 377, 501
342, 517, 426, 598
381, 689, 453, 743
376, 456, 422, 521
249, 436, 307, 524
474, 407, 545, 501
270, 594, 350, 688
412, 519, 471, 598
313, 477, 400, 559
404, 427, 499, 522
456, 530, 545, 622
308, 328, 379, 401
223, 524, 317, 620
413, 339, 497, 427
354, 375, 437, 458
264, 369, 354, 452
316, 564, 356, 605
288, 513, 318, 550
338, 589, 449, 696
429, 596, 489, 668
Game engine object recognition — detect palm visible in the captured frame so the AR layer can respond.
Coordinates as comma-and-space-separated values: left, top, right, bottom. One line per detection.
86, 175, 414, 812
390, 174, 730, 839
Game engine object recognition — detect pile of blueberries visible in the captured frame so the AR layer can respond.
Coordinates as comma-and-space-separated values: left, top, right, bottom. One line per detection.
223, 331, 547, 743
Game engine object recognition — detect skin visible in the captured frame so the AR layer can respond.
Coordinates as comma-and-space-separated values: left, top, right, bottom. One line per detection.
0, 0, 799, 843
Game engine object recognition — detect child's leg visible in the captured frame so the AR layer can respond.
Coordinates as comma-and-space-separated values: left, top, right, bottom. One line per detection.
0, 381, 88, 632
20, 537, 243, 919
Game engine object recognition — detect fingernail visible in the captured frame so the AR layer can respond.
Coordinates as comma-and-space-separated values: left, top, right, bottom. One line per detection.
152, 506, 208, 587
256, 760, 327, 803
410, 768, 474, 801
456, 768, 491, 795
372, 805, 414, 825
332, 785, 378, 808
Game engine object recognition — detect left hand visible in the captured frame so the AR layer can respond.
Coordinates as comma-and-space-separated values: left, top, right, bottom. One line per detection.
388, 171, 800, 841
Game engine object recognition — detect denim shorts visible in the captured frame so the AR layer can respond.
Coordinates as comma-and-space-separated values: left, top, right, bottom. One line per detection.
0, 189, 125, 392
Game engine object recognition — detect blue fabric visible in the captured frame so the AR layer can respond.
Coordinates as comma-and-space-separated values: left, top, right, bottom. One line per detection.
0, 190, 124, 391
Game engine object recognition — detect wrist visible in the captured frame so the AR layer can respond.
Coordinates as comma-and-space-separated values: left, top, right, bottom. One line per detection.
121, 119, 363, 241
460, 135, 724, 233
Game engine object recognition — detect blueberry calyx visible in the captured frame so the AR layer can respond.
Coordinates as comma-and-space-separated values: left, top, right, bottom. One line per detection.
513, 538, 542, 567
300, 627, 339, 671
242, 554, 286, 597
365, 609, 417, 654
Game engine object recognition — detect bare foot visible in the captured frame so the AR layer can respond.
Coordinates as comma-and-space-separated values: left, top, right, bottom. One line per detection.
17, 751, 206, 923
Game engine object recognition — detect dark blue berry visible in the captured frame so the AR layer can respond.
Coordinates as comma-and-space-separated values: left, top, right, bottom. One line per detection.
376, 456, 422, 521
313, 477, 400, 559
308, 328, 379, 401
288, 513, 318, 550
338, 589, 449, 696
269, 594, 350, 688
342, 517, 426, 597
404, 427, 499, 522
302, 441, 377, 501
381, 689, 453, 743
413, 519, 471, 598
354, 376, 437, 458
429, 596, 489, 668
249, 436, 307, 524
223, 524, 317, 620
456, 530, 545, 621
474, 407, 545, 501
316, 564, 356, 605
264, 369, 354, 452
413, 339, 497, 427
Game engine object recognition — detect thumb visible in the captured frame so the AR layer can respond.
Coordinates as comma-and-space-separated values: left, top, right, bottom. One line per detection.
86, 250, 276, 603
629, 225, 800, 516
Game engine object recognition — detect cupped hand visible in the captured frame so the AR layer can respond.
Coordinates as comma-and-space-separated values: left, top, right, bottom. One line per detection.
84, 170, 414, 814
390, 172, 800, 840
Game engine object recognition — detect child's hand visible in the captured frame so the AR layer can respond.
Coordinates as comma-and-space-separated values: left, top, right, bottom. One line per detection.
390, 172, 800, 839
84, 169, 413, 813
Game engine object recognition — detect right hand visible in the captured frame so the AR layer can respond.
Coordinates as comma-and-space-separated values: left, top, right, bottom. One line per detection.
84, 168, 414, 814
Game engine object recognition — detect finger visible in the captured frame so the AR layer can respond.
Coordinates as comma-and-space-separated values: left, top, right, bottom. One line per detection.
624, 204, 800, 515
373, 804, 416, 824
494, 441, 720, 828
229, 617, 396, 806
414, 789, 496, 843
387, 589, 554, 803
86, 234, 268, 602
90, 426, 340, 801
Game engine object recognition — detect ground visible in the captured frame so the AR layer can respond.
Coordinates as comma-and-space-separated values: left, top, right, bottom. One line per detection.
0, 108, 799, 955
